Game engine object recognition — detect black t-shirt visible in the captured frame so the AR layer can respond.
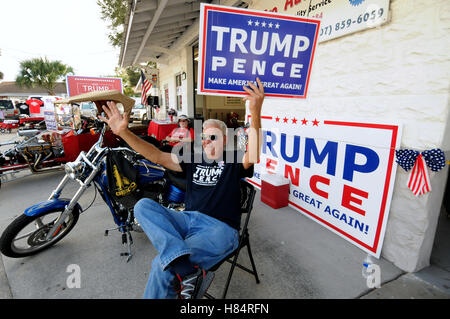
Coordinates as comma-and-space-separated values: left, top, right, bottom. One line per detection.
178, 150, 254, 230
18, 103, 29, 115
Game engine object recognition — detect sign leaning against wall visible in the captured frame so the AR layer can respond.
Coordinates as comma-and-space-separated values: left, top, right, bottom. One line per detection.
246, 113, 401, 258
253, 0, 390, 42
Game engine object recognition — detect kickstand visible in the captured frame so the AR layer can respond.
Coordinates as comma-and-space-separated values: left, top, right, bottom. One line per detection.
120, 231, 133, 262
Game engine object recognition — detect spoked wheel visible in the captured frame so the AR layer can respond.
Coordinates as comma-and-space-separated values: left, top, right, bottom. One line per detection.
0, 207, 80, 258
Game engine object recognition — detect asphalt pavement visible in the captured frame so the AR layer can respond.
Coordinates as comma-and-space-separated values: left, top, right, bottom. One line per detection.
0, 130, 449, 300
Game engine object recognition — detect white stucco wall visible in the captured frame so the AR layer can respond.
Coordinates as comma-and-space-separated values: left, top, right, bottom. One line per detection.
158, 48, 191, 117
247, 0, 450, 272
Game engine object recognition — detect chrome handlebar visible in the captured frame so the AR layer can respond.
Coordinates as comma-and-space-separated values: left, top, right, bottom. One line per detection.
64, 120, 136, 181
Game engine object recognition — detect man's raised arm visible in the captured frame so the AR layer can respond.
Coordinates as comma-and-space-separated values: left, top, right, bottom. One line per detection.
99, 101, 182, 172
242, 77, 264, 170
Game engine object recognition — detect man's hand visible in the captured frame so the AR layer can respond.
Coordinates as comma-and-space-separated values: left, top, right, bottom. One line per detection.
99, 100, 182, 172
243, 77, 264, 116
98, 101, 129, 137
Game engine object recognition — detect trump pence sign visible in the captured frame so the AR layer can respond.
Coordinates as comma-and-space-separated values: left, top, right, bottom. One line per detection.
66, 76, 123, 97
197, 4, 320, 98
247, 114, 402, 257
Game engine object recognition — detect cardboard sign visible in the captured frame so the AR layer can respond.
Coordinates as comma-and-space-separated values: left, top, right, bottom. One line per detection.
247, 114, 401, 257
66, 76, 123, 97
197, 4, 320, 98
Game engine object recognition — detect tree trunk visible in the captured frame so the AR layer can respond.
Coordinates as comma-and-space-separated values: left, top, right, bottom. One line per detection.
47, 86, 56, 96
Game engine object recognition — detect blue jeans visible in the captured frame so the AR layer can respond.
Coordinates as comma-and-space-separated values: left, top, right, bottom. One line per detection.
134, 198, 239, 299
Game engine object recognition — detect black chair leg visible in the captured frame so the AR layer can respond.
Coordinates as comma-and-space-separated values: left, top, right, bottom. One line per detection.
246, 242, 260, 284
221, 251, 241, 299
204, 292, 214, 299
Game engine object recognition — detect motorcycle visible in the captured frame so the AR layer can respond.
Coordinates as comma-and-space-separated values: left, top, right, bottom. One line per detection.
0, 116, 188, 262
0, 90, 250, 262
0, 91, 187, 262
0, 129, 64, 177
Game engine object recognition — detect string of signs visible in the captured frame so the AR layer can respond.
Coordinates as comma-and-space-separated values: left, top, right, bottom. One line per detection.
395, 149, 446, 196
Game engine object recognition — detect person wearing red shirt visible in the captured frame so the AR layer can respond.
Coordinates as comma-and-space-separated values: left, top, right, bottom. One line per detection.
165, 115, 194, 147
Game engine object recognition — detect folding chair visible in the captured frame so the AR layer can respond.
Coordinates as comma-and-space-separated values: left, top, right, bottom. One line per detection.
204, 179, 260, 299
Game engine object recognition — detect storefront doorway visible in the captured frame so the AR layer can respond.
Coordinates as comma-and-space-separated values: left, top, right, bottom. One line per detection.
192, 43, 246, 126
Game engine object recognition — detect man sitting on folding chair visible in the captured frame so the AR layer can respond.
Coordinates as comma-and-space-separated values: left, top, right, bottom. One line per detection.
100, 78, 264, 299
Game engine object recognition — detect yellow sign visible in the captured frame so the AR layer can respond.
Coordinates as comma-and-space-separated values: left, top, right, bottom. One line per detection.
112, 164, 137, 197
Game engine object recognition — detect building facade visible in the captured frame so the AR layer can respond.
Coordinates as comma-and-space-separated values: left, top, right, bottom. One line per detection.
119, 0, 450, 272
0, 81, 67, 99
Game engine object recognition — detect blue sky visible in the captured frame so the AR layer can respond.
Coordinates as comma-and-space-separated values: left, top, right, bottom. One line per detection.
0, 0, 120, 81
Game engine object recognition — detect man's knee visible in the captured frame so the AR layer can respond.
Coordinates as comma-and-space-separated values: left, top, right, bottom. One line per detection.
134, 198, 159, 220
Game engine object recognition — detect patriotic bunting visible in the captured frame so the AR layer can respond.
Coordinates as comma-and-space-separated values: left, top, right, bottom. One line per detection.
422, 149, 446, 172
395, 148, 446, 196
407, 154, 431, 196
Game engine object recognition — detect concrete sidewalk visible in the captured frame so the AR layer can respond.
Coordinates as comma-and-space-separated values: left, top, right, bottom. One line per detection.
361, 269, 450, 299
0, 169, 449, 299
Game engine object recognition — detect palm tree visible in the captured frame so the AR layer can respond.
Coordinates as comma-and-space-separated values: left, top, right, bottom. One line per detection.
16, 57, 74, 95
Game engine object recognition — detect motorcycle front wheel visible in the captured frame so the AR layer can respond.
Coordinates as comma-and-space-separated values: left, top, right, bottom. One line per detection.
0, 207, 80, 258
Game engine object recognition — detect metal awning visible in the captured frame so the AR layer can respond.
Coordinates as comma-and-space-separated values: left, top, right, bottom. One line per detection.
119, 0, 247, 67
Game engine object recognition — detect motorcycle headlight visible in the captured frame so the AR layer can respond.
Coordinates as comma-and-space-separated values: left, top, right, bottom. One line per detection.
64, 161, 85, 180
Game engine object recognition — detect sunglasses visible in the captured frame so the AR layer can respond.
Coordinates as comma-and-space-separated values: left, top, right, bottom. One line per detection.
201, 133, 219, 141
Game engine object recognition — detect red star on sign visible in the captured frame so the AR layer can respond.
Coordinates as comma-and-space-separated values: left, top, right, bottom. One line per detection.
283, 117, 289, 123
275, 116, 280, 122
301, 118, 308, 125
312, 119, 320, 126
292, 117, 298, 124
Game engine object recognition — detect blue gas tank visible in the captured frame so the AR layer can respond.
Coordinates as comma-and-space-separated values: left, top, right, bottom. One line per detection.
135, 159, 165, 184
166, 184, 185, 203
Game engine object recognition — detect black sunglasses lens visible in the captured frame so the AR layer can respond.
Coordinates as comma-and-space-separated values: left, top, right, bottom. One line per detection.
202, 134, 217, 141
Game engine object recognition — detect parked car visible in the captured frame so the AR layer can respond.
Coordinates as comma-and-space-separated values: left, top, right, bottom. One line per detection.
0, 99, 18, 119
80, 102, 97, 118
130, 103, 148, 122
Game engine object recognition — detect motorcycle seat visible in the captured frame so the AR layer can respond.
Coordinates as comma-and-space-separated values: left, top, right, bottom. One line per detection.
166, 170, 187, 192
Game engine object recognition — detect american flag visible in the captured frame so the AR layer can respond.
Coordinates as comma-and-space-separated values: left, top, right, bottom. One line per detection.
141, 70, 152, 105
407, 154, 431, 196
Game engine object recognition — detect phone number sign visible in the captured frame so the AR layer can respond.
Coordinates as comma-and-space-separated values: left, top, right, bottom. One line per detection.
254, 0, 390, 43
197, 4, 320, 98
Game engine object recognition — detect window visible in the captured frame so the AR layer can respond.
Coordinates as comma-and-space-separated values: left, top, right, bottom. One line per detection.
0, 100, 14, 109
176, 73, 183, 111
